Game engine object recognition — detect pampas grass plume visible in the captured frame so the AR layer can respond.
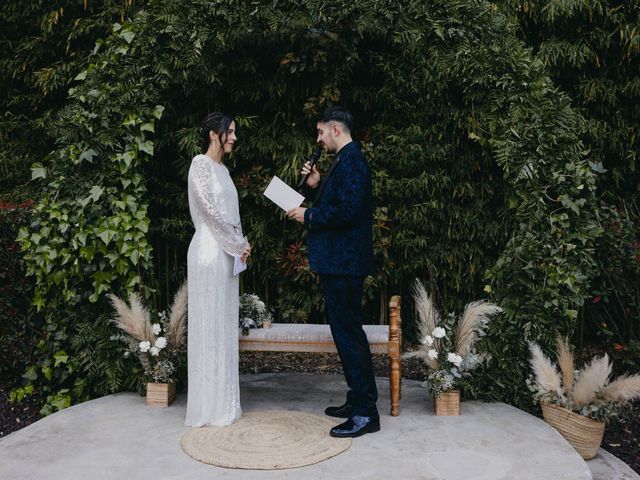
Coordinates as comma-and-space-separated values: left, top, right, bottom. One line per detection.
167, 281, 188, 349
108, 293, 155, 343
129, 293, 155, 342
404, 278, 442, 370
572, 354, 612, 407
455, 300, 502, 357
603, 375, 640, 403
528, 342, 563, 396
556, 336, 575, 399
413, 279, 440, 339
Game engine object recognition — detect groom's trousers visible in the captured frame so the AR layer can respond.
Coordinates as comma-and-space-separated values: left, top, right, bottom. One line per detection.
320, 274, 379, 418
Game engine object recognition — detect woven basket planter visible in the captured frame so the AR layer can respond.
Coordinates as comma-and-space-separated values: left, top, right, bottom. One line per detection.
146, 382, 176, 407
434, 390, 460, 416
540, 402, 605, 460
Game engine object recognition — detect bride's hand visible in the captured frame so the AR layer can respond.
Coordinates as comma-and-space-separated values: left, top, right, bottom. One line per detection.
240, 244, 252, 263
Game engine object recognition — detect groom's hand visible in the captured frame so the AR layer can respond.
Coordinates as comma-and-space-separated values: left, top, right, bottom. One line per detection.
301, 161, 321, 188
287, 207, 307, 224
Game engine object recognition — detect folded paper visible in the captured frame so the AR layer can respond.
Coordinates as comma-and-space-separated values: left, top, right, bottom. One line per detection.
263, 176, 305, 212
233, 256, 247, 276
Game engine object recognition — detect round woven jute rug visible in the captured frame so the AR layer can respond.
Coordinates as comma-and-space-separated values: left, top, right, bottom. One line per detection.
180, 410, 351, 470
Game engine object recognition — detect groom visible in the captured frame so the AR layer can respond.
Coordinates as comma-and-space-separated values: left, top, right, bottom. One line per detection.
287, 106, 379, 438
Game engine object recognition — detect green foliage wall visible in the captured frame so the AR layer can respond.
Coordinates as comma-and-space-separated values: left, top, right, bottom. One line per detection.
0, 1, 142, 197
501, 0, 639, 200
7, 0, 603, 411
498, 0, 640, 347
0, 0, 151, 410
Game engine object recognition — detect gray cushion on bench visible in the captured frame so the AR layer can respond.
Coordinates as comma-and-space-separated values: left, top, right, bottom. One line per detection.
238, 323, 390, 354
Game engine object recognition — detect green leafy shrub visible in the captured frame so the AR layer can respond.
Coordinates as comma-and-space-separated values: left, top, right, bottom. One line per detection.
498, 0, 640, 355
584, 202, 640, 347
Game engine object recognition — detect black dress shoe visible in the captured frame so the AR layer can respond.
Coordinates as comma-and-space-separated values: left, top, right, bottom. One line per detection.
324, 402, 354, 418
329, 415, 380, 438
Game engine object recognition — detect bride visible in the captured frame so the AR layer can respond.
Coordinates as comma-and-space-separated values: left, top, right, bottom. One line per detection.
185, 112, 251, 427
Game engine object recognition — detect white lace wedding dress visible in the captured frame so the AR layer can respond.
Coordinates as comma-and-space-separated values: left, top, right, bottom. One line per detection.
185, 154, 248, 427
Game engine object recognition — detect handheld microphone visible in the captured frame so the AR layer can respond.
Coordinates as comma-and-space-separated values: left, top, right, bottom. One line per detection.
298, 146, 322, 188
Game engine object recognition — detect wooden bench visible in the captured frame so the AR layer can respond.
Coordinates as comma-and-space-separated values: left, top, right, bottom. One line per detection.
239, 295, 402, 416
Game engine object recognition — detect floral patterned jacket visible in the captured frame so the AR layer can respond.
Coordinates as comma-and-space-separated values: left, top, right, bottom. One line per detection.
303, 141, 374, 277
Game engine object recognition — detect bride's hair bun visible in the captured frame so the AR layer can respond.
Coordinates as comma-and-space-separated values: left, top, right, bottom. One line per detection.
200, 112, 235, 153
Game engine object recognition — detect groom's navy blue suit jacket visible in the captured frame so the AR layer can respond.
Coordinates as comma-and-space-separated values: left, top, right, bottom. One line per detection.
303, 141, 375, 277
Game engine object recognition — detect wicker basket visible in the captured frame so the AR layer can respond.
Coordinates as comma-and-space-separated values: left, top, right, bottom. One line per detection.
540, 402, 605, 460
146, 382, 176, 407
434, 390, 460, 416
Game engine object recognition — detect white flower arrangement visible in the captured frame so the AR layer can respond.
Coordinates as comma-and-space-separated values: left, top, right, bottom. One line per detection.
422, 335, 434, 346
239, 293, 273, 335
404, 279, 502, 396
108, 282, 188, 384
432, 327, 446, 339
447, 352, 463, 367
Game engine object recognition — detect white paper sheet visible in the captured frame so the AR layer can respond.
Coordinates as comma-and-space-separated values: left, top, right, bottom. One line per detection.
263, 176, 305, 212
233, 256, 247, 276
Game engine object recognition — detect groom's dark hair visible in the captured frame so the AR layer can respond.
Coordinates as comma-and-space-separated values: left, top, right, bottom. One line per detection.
320, 106, 353, 134
199, 112, 235, 153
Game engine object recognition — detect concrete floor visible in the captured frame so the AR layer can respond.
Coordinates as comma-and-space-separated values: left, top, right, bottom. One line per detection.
0, 373, 637, 480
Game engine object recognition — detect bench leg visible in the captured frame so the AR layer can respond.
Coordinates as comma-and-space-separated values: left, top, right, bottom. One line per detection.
388, 295, 402, 416
389, 346, 401, 416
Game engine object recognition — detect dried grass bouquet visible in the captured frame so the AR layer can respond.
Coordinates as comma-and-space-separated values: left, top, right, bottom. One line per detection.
108, 282, 187, 383
528, 337, 640, 421
404, 279, 502, 394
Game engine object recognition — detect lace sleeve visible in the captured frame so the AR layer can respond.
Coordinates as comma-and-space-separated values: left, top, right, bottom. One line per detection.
190, 157, 248, 257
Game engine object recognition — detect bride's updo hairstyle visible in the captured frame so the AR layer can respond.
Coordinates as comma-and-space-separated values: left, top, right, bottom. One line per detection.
199, 112, 235, 153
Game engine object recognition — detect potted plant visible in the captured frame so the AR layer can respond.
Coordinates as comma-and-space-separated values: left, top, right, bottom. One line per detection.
528, 337, 640, 459
108, 282, 187, 407
404, 279, 502, 415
